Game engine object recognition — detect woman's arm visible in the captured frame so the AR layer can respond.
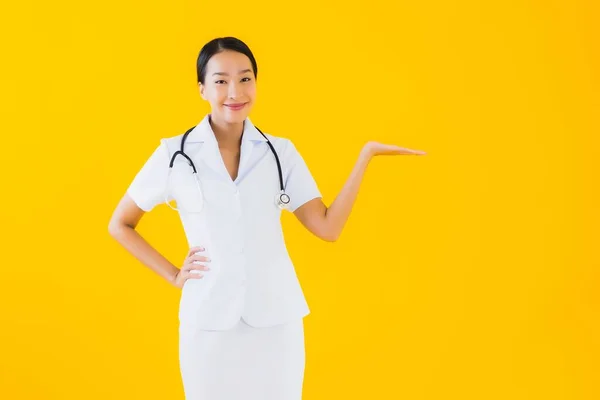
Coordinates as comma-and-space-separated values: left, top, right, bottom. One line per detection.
108, 194, 180, 284
293, 142, 426, 242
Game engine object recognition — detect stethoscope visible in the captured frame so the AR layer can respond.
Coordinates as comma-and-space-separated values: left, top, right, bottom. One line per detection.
164, 124, 290, 213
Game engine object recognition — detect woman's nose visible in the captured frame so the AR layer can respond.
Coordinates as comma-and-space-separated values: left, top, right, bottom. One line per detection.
228, 81, 242, 98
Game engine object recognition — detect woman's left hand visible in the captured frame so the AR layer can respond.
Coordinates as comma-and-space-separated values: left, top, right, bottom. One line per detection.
361, 141, 427, 158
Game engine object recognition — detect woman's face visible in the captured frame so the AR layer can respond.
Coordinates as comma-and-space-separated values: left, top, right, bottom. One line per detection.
199, 50, 257, 124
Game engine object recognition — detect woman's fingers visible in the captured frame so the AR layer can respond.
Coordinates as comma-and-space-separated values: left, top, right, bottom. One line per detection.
186, 246, 205, 258
183, 263, 210, 272
188, 266, 206, 278
183, 247, 206, 265
180, 247, 210, 283
386, 145, 426, 155
365, 141, 426, 156
190, 254, 211, 263
405, 148, 426, 155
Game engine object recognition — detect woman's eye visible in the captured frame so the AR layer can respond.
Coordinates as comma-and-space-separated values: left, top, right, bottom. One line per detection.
215, 78, 251, 84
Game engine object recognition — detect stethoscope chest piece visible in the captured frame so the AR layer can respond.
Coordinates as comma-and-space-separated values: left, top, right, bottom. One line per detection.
275, 190, 291, 210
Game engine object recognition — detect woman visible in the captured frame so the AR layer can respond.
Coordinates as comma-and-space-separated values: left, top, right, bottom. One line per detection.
108, 36, 425, 400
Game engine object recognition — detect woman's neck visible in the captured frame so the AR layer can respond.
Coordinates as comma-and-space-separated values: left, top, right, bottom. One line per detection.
209, 114, 244, 149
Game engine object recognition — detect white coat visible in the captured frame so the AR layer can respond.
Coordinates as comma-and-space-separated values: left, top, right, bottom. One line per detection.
126, 114, 322, 331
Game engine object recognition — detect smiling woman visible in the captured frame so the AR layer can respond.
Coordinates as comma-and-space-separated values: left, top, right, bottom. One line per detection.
197, 42, 257, 148
111, 36, 318, 400
107, 35, 425, 400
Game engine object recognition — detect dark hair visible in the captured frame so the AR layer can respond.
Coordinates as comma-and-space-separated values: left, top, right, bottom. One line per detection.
196, 37, 258, 85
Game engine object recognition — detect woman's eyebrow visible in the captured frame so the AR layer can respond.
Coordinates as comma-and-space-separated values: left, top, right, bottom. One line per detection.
212, 69, 252, 76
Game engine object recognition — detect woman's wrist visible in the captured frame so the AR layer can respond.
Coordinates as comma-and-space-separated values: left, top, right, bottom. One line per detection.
167, 267, 180, 285
359, 145, 374, 164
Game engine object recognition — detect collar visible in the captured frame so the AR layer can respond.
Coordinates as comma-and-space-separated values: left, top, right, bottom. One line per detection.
185, 113, 268, 144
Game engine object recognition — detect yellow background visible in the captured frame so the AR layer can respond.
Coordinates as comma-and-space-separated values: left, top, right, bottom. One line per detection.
1, 0, 598, 399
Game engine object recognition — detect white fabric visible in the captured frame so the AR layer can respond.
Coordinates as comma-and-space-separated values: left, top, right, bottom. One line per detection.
127, 114, 320, 398
179, 318, 305, 400
127, 114, 321, 330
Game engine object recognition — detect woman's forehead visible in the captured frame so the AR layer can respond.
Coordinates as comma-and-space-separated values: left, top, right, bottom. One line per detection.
207, 51, 252, 74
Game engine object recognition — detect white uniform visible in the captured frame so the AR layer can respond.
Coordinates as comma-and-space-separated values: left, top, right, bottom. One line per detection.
126, 114, 322, 400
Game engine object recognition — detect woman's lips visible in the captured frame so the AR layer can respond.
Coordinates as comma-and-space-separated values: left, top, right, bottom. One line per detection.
224, 103, 247, 111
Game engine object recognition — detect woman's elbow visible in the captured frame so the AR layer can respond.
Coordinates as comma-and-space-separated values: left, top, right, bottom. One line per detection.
320, 230, 340, 242
108, 195, 144, 236
108, 220, 124, 237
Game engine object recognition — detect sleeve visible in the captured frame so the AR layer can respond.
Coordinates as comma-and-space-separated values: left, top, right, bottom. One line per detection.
126, 139, 171, 212
283, 139, 322, 212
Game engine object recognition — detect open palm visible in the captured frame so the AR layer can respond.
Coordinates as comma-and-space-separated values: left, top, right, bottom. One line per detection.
363, 141, 427, 157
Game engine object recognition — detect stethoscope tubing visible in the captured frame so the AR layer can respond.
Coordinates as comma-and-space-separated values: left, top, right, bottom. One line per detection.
165, 124, 290, 212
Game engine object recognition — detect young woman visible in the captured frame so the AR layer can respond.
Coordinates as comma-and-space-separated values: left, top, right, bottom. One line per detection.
108, 36, 425, 400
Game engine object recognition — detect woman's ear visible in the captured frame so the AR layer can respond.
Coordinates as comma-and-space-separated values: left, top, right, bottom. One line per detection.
199, 82, 206, 100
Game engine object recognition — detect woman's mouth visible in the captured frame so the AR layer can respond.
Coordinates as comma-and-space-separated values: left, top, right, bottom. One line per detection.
224, 102, 247, 111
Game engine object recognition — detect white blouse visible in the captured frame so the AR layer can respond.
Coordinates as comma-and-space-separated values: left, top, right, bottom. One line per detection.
126, 114, 322, 330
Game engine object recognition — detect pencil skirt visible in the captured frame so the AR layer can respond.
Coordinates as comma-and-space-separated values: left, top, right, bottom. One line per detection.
178, 317, 306, 400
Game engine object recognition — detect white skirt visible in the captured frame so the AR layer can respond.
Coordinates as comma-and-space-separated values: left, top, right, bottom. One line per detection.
178, 317, 306, 400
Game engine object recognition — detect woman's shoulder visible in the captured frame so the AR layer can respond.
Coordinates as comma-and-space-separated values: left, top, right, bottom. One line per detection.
156, 128, 197, 157
260, 131, 289, 146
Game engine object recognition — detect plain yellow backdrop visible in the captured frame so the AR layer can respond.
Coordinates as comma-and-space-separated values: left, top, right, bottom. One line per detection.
1, 0, 598, 399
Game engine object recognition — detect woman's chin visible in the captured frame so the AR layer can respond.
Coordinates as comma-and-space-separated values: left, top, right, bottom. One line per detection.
223, 109, 250, 122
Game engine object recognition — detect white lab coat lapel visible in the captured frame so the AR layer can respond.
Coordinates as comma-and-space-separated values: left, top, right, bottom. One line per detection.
184, 114, 267, 183
183, 115, 231, 182
195, 137, 230, 181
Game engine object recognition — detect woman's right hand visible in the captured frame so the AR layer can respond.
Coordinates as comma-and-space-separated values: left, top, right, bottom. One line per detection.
170, 246, 211, 289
